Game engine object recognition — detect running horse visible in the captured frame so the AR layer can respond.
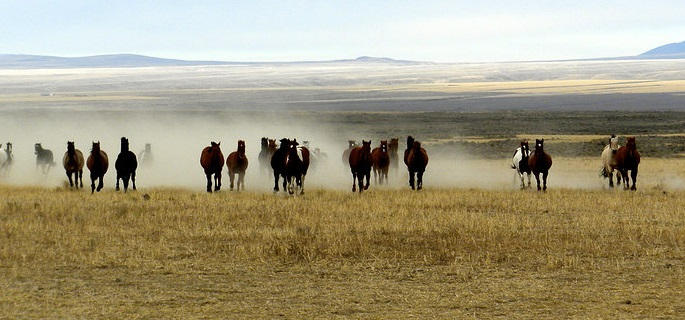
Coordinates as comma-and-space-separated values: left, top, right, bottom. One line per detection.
349, 140, 372, 193
200, 141, 224, 193
62, 141, 84, 189
284, 139, 310, 195
35, 143, 56, 174
342, 140, 358, 166
388, 138, 399, 173
270, 138, 291, 192
371, 140, 390, 185
600, 134, 622, 188
511, 140, 532, 189
0, 142, 13, 176
528, 138, 553, 191
138, 143, 153, 167
404, 136, 429, 190
616, 136, 640, 191
115, 137, 138, 192
86, 141, 109, 193
258, 137, 276, 176
227, 140, 249, 191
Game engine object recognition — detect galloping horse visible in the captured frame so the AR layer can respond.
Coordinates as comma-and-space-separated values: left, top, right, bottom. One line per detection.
115, 137, 138, 192
200, 141, 224, 193
349, 140, 372, 193
227, 140, 249, 191
258, 137, 276, 176
511, 140, 532, 189
404, 136, 429, 190
616, 136, 640, 191
284, 139, 310, 195
600, 135, 622, 188
86, 141, 109, 193
270, 138, 291, 192
388, 138, 399, 173
528, 139, 553, 191
371, 140, 390, 185
35, 143, 56, 174
62, 141, 84, 189
342, 140, 358, 166
138, 143, 153, 167
0, 142, 13, 176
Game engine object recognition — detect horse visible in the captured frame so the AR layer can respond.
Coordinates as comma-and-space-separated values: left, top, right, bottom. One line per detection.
115, 137, 138, 192
528, 138, 553, 191
138, 143, 153, 167
0, 142, 13, 176
349, 140, 372, 193
86, 141, 109, 193
371, 140, 390, 185
270, 138, 291, 192
616, 136, 641, 191
404, 136, 429, 190
62, 141, 84, 189
342, 140, 358, 166
200, 141, 224, 193
258, 137, 276, 176
388, 138, 399, 173
227, 140, 249, 191
35, 143, 56, 174
511, 140, 532, 189
284, 139, 310, 195
600, 134, 622, 188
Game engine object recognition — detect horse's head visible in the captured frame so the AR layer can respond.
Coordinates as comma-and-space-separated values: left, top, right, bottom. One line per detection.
145, 143, 151, 152
6, 142, 11, 153
67, 141, 75, 153
120, 137, 130, 152
279, 138, 291, 149
380, 140, 388, 153
91, 141, 101, 153
261, 137, 268, 147
389, 138, 399, 153
520, 140, 530, 158
406, 136, 415, 150
534, 139, 545, 155
348, 140, 357, 148
268, 139, 277, 149
412, 141, 422, 151
362, 140, 372, 153
609, 135, 619, 152
237, 140, 246, 154
34, 143, 41, 153
626, 136, 637, 150
209, 141, 221, 153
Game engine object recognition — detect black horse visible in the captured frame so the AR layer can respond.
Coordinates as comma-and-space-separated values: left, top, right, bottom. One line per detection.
270, 138, 291, 192
115, 137, 138, 192
35, 143, 56, 174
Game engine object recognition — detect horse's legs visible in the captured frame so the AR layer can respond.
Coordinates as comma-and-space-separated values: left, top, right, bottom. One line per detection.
409, 171, 415, 190
608, 171, 614, 188
631, 168, 638, 191
542, 171, 548, 191
417, 171, 424, 190
300, 174, 305, 195
534, 172, 541, 191
97, 175, 104, 192
66, 170, 74, 188
363, 171, 370, 190
273, 171, 280, 192
78, 170, 83, 189
131, 171, 136, 191
351, 172, 357, 192
373, 167, 378, 184
229, 170, 235, 191
215, 171, 222, 192
116, 174, 121, 191
206, 173, 213, 193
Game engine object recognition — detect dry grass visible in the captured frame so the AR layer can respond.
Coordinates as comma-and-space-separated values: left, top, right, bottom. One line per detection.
2, 185, 685, 318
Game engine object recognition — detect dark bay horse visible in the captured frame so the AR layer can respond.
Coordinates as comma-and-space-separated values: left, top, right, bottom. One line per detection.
35, 143, 56, 174
258, 137, 276, 176
388, 138, 399, 173
270, 138, 291, 192
200, 141, 224, 193
616, 136, 641, 191
371, 140, 390, 185
62, 141, 84, 189
115, 137, 138, 192
86, 141, 109, 193
227, 140, 249, 191
404, 136, 429, 190
349, 140, 372, 193
284, 139, 310, 195
528, 139, 553, 191
511, 140, 532, 189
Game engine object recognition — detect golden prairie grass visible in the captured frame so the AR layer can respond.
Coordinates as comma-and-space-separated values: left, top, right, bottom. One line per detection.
2, 185, 685, 318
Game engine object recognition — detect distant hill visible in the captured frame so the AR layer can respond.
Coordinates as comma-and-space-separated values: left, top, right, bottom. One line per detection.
638, 41, 685, 59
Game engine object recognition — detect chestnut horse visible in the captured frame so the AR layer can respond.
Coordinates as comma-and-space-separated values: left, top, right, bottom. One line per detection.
528, 139, 552, 191
62, 141, 84, 189
404, 136, 429, 190
284, 139, 310, 195
86, 141, 109, 193
371, 140, 390, 185
600, 134, 622, 188
270, 138, 291, 192
349, 140, 372, 193
227, 140, 249, 191
115, 137, 138, 192
616, 136, 640, 190
511, 140, 532, 189
200, 141, 224, 193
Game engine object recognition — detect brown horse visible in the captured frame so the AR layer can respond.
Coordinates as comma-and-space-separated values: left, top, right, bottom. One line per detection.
388, 138, 399, 173
349, 140, 372, 193
371, 140, 390, 185
270, 138, 291, 192
86, 141, 109, 193
227, 140, 249, 191
404, 136, 429, 190
616, 136, 641, 191
62, 141, 84, 189
528, 139, 553, 191
284, 139, 310, 195
200, 141, 224, 193
258, 137, 276, 176
115, 137, 138, 192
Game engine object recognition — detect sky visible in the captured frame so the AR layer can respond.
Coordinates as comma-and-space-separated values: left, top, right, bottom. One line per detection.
2, 0, 684, 63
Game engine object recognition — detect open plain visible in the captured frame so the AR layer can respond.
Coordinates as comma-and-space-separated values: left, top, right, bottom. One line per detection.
2, 59, 685, 318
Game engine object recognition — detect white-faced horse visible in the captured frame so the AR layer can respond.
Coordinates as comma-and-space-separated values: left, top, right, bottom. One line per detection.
600, 135, 622, 188
511, 140, 532, 189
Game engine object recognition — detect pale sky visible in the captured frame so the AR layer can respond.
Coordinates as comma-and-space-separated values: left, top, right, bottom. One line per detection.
2, 0, 684, 62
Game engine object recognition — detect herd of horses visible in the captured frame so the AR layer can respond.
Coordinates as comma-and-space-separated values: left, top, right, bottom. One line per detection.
0, 134, 642, 193
511, 135, 641, 191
